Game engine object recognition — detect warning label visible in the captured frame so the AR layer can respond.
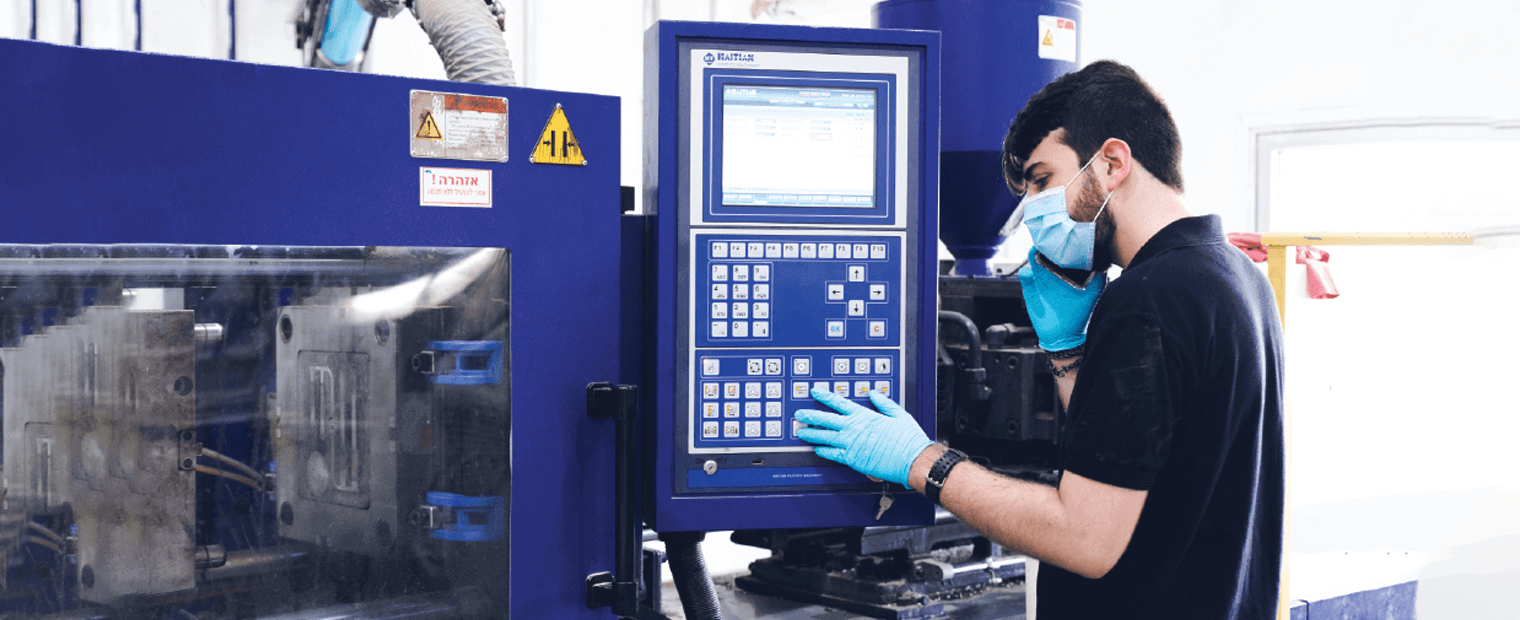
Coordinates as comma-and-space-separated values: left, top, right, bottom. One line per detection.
530, 105, 585, 166
420, 167, 492, 208
1037, 15, 1077, 63
410, 90, 509, 162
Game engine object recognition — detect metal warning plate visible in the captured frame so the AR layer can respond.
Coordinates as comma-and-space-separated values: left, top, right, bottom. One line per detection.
410, 90, 509, 162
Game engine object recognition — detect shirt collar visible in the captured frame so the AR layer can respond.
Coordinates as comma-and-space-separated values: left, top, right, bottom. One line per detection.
1127, 214, 1225, 269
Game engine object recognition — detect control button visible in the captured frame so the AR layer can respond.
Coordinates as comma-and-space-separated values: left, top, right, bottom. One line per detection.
724, 421, 740, 437
765, 402, 782, 418
855, 358, 871, 375
853, 244, 869, 259
712, 242, 728, 258
753, 284, 770, 301
765, 420, 782, 437
870, 244, 887, 259
702, 382, 719, 399
793, 419, 805, 438
730, 242, 746, 258
711, 322, 727, 338
848, 300, 865, 316
833, 381, 850, 396
765, 382, 783, 399
725, 383, 742, 399
836, 243, 851, 259
875, 358, 892, 374
792, 357, 811, 375
752, 321, 769, 337
827, 284, 845, 301
711, 284, 728, 300
792, 381, 809, 398
870, 285, 887, 302
833, 358, 851, 375
724, 403, 740, 418
745, 421, 761, 437
702, 421, 719, 438
765, 358, 783, 375
732, 322, 748, 338
747, 360, 763, 375
732, 265, 749, 282
753, 302, 770, 318
702, 358, 720, 376
748, 242, 764, 257
702, 403, 719, 418
782, 243, 799, 258
745, 402, 761, 418
854, 381, 871, 397
868, 320, 887, 338
800, 243, 817, 258
826, 320, 845, 338
745, 382, 762, 399
812, 381, 830, 395
711, 303, 728, 319
733, 284, 749, 300
818, 243, 835, 259
732, 303, 748, 319
765, 243, 781, 258
712, 264, 728, 281
874, 381, 891, 397
753, 265, 770, 281
848, 265, 866, 282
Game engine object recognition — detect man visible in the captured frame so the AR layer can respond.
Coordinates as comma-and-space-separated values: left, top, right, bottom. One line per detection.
796, 60, 1284, 619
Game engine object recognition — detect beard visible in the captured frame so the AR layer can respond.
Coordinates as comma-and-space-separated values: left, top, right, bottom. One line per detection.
1073, 169, 1118, 274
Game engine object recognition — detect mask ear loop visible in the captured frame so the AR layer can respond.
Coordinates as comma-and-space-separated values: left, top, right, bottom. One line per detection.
1077, 152, 1114, 223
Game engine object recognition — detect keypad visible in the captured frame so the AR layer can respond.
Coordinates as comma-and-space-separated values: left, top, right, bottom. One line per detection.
693, 351, 897, 447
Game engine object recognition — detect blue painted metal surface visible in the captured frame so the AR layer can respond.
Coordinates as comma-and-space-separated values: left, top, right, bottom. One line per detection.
645, 21, 940, 532
876, 0, 1084, 275
0, 38, 621, 618
427, 340, 506, 385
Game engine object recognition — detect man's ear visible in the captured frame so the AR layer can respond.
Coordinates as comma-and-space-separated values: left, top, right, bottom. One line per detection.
1097, 138, 1133, 192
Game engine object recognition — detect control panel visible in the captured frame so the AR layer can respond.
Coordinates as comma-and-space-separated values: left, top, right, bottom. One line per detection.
646, 21, 939, 531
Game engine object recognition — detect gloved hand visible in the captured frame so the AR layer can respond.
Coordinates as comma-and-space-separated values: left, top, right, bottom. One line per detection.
794, 388, 934, 487
1017, 247, 1107, 351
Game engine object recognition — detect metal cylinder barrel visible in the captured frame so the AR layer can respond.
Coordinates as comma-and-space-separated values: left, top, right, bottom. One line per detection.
874, 0, 1084, 276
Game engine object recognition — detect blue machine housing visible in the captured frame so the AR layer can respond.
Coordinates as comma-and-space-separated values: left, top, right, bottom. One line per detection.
0, 39, 621, 618
644, 21, 941, 532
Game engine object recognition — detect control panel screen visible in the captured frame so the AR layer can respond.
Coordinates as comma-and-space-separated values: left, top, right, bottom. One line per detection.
720, 85, 877, 209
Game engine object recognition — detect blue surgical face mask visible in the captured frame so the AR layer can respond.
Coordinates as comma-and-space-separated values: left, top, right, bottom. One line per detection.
1001, 153, 1112, 271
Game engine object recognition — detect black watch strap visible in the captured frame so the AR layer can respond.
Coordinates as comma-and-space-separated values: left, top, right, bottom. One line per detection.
925, 448, 968, 506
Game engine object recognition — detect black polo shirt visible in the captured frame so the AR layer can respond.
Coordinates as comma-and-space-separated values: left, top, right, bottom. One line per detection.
1037, 215, 1285, 620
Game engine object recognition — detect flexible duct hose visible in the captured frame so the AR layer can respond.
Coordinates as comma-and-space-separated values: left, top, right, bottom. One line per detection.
410, 0, 516, 86
659, 532, 722, 620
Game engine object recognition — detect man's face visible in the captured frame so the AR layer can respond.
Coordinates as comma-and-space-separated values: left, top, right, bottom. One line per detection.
1014, 131, 1119, 272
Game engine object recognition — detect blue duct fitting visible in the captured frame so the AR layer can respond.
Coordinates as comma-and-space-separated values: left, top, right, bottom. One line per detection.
875, 0, 1083, 275
320, 0, 374, 66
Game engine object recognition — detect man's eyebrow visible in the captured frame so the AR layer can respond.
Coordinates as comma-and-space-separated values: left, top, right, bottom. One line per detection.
1021, 161, 1046, 182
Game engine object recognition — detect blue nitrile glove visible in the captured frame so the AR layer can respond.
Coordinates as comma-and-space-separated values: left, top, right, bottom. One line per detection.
1016, 247, 1107, 351
794, 388, 934, 487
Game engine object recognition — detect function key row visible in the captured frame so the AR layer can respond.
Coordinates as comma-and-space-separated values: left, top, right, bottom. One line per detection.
711, 241, 887, 261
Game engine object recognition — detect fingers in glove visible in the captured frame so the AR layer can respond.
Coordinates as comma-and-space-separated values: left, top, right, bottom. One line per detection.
793, 408, 848, 431
814, 446, 848, 464
810, 388, 870, 416
866, 390, 907, 417
795, 427, 842, 448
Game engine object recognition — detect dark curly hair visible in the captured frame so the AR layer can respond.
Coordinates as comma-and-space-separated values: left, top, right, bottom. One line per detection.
1002, 60, 1183, 194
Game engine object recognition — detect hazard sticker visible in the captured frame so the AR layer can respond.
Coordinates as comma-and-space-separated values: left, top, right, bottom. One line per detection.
529, 104, 586, 166
1037, 15, 1077, 63
410, 90, 509, 162
420, 167, 492, 208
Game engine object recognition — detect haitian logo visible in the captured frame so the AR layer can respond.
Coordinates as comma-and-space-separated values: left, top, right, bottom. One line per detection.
704, 52, 755, 65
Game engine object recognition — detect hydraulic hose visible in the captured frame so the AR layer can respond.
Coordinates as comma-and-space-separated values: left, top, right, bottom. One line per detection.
659, 531, 722, 620
410, 0, 516, 86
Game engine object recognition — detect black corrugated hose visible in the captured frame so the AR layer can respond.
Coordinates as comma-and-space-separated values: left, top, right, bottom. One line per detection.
659, 531, 723, 620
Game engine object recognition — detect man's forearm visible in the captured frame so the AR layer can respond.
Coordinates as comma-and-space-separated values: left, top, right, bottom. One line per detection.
1052, 356, 1079, 410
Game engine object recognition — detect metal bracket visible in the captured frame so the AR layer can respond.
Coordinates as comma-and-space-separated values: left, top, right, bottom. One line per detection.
586, 382, 638, 421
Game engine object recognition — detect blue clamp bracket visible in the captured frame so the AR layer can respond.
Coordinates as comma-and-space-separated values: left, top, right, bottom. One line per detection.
426, 492, 505, 542
421, 340, 504, 385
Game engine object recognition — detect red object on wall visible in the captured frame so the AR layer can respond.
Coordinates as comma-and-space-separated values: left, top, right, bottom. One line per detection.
1227, 233, 1340, 299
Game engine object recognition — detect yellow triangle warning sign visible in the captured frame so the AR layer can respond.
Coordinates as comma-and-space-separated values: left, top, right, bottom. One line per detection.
530, 104, 585, 166
415, 111, 443, 140
1042, 30, 1054, 46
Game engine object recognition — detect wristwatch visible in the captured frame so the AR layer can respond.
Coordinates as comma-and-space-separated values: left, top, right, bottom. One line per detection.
925, 448, 968, 506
